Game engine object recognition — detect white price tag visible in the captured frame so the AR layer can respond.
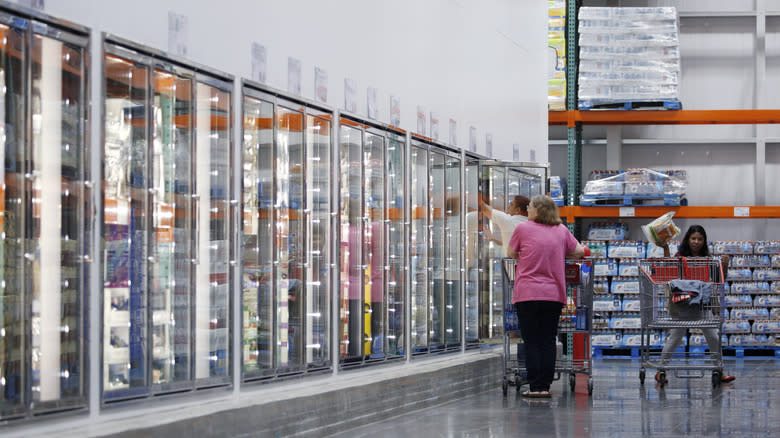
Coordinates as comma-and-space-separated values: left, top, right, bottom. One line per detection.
734, 207, 750, 217
619, 207, 635, 217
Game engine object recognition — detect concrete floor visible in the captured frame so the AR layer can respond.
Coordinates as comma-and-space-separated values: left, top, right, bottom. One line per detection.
325, 357, 780, 437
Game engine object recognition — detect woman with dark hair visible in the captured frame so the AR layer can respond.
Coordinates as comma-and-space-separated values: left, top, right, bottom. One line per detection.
507, 195, 589, 397
659, 224, 735, 384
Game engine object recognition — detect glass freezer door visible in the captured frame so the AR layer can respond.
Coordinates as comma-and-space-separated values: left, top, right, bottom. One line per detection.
477, 161, 548, 341
103, 54, 150, 397
0, 15, 90, 419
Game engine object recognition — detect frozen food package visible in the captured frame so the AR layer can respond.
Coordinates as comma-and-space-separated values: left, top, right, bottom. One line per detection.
641, 211, 680, 245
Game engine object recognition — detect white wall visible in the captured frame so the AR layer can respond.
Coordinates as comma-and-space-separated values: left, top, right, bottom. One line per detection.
37, 0, 548, 162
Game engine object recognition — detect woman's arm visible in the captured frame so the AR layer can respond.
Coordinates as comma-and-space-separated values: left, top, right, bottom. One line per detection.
565, 244, 587, 260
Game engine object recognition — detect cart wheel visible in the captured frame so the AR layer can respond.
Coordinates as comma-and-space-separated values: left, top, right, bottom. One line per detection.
711, 371, 721, 388
639, 369, 646, 385
502, 377, 508, 396
569, 373, 576, 392
657, 371, 667, 388
587, 377, 593, 395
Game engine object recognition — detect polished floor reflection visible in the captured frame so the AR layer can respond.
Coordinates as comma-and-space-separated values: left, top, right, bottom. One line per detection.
326, 357, 780, 437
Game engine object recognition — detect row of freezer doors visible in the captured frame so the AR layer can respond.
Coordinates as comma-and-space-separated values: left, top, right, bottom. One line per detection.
0, 13, 547, 420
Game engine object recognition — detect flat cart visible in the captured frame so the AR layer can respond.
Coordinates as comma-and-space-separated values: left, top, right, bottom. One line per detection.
501, 258, 594, 395
638, 257, 726, 388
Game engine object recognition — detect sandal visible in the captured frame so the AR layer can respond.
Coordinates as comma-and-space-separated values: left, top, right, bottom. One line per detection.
720, 374, 735, 383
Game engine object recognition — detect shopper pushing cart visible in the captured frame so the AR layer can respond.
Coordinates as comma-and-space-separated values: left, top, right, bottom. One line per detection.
638, 257, 727, 387
498, 195, 592, 398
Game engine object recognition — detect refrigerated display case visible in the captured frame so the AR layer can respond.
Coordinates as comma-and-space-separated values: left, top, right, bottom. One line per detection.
102, 37, 233, 401
478, 162, 549, 342
0, 6, 90, 420
410, 136, 462, 354
338, 114, 406, 366
242, 84, 333, 380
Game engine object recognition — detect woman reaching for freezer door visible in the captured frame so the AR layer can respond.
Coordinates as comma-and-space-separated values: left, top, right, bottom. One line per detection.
659, 224, 736, 384
507, 195, 588, 398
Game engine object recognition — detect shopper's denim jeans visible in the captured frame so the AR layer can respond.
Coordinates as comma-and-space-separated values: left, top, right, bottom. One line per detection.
515, 300, 563, 392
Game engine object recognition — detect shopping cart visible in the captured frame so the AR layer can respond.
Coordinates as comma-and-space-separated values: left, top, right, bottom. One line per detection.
638, 257, 726, 388
501, 258, 594, 395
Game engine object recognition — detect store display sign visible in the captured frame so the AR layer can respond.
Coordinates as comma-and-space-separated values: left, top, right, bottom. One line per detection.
430, 112, 439, 140
366, 86, 376, 118
168, 11, 189, 57
314, 66, 328, 103
345, 79, 357, 113
19, 0, 44, 9
390, 95, 400, 126
287, 57, 301, 96
251, 43, 267, 84
416, 105, 426, 135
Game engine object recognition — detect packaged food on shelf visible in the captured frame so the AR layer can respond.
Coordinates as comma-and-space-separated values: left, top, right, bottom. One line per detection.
592, 332, 621, 347
770, 308, 780, 320
752, 320, 780, 334
618, 258, 639, 276
722, 320, 752, 334
548, 0, 567, 111
713, 241, 755, 255
622, 299, 641, 311
730, 281, 771, 294
729, 308, 770, 320
765, 296, 780, 307
622, 330, 642, 347
729, 334, 769, 347
594, 259, 618, 276
593, 295, 621, 311
593, 277, 610, 294
730, 254, 770, 268
583, 240, 608, 258
607, 240, 646, 258
753, 241, 780, 254
611, 277, 640, 294
724, 294, 754, 307
727, 268, 753, 281
549, 175, 565, 205
753, 268, 780, 281
587, 223, 628, 240
772, 255, 780, 268
609, 312, 641, 329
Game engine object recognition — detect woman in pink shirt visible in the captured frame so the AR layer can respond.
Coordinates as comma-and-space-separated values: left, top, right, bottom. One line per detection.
507, 195, 587, 398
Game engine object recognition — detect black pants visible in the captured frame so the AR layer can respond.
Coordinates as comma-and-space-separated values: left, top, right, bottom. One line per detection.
515, 300, 563, 392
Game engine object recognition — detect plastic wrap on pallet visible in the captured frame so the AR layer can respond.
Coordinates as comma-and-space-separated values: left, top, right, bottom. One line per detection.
730, 281, 771, 294
607, 240, 646, 258
578, 7, 680, 108
618, 258, 639, 276
583, 240, 608, 257
724, 294, 754, 307
752, 320, 780, 334
587, 223, 627, 240
713, 241, 755, 255
753, 240, 780, 254
582, 168, 686, 197
730, 254, 770, 268
753, 268, 780, 281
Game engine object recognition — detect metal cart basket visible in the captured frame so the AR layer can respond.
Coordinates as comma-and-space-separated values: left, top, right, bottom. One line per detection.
638, 257, 726, 387
501, 258, 594, 395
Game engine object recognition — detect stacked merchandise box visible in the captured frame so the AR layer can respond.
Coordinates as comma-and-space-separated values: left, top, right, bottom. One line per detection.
716, 241, 780, 349
580, 168, 687, 206
548, 0, 567, 111
589, 231, 780, 353
578, 7, 681, 110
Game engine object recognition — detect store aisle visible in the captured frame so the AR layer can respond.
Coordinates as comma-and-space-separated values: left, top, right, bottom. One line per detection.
325, 357, 780, 437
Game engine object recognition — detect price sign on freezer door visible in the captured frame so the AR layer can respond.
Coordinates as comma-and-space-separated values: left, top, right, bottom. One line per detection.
619, 207, 635, 217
